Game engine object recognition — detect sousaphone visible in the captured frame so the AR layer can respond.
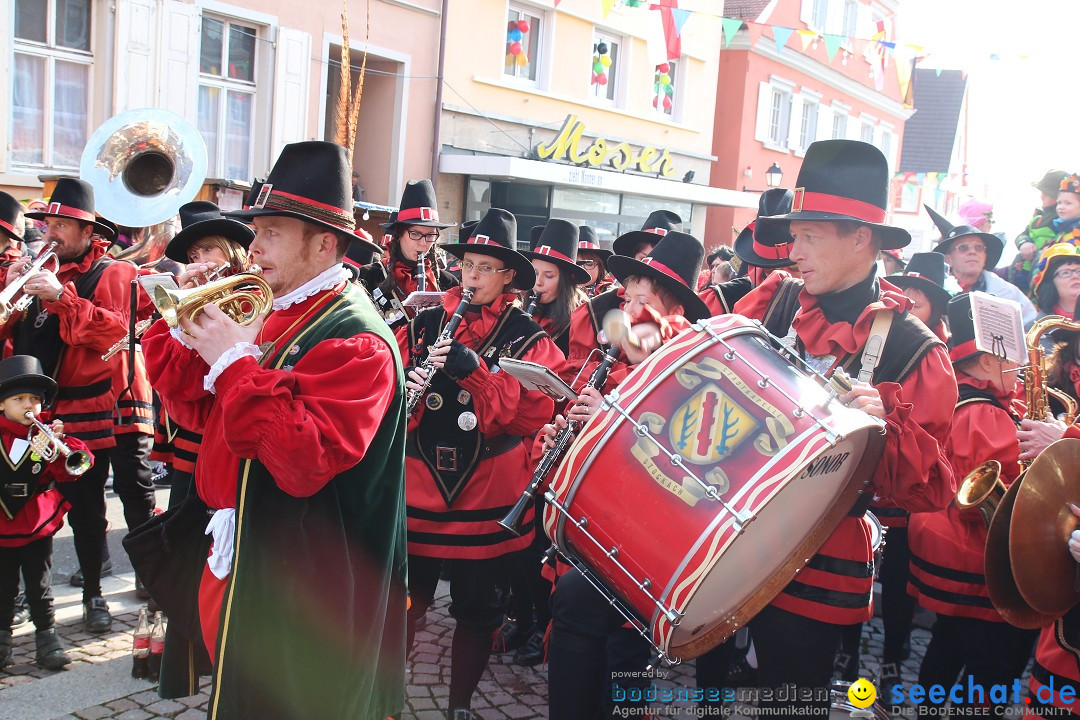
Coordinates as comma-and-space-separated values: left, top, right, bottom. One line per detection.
79, 108, 208, 264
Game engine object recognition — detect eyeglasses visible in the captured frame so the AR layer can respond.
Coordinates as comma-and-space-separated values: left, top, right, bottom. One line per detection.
953, 242, 986, 255
1055, 268, 1080, 280
577, 260, 599, 269
406, 229, 440, 243
460, 259, 510, 276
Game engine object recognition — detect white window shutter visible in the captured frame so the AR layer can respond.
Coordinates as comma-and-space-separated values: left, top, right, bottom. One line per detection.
800, 0, 814, 25
114, 0, 158, 113
271, 27, 311, 162
157, 1, 199, 120
856, 2, 873, 39
816, 104, 833, 142
787, 94, 802, 150
754, 82, 771, 143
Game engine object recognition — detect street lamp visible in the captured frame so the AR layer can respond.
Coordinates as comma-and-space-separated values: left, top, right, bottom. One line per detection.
742, 163, 784, 192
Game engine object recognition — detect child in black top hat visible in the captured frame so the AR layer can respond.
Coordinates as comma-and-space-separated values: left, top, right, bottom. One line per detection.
887, 251, 953, 341
576, 225, 614, 298
0, 355, 92, 670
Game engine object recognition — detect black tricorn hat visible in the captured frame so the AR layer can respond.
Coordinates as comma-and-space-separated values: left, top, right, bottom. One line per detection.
926, 205, 1003, 270
0, 192, 23, 242
440, 208, 535, 290
887, 251, 952, 316
0, 355, 58, 406
242, 179, 265, 210
606, 231, 711, 321
946, 293, 980, 364
734, 188, 797, 269
165, 201, 255, 262
522, 219, 590, 284
227, 142, 356, 235
380, 179, 453, 230
25, 177, 115, 239
578, 225, 613, 262
613, 210, 682, 257
758, 140, 909, 250
458, 220, 478, 243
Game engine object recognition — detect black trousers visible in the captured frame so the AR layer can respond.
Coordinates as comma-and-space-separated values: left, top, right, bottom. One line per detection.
918, 615, 1037, 713
507, 511, 553, 632
750, 605, 841, 713
407, 555, 507, 711
879, 527, 916, 664
109, 432, 156, 535
57, 446, 110, 601
0, 536, 54, 631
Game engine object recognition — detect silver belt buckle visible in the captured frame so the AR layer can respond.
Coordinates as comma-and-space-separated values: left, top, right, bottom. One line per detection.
4, 483, 29, 498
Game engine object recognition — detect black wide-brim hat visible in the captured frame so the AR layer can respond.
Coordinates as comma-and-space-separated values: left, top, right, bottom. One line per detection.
887, 251, 951, 313
226, 142, 356, 236
606, 231, 711, 321
380, 179, 453, 230
441, 208, 535, 290
925, 205, 1003, 270
578, 225, 613, 262
758, 140, 910, 250
25, 177, 115, 239
734, 188, 797, 268
0, 355, 58, 406
522, 219, 591, 284
946, 293, 980, 364
165, 201, 256, 262
0, 192, 24, 242
612, 210, 682, 257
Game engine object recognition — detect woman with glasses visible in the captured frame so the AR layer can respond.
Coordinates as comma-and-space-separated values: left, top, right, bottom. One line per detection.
522, 220, 590, 358
1032, 244, 1080, 321
360, 180, 458, 329
575, 226, 614, 298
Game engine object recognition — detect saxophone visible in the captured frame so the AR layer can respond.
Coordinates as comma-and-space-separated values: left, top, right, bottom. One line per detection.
405, 287, 475, 416
1021, 315, 1080, 468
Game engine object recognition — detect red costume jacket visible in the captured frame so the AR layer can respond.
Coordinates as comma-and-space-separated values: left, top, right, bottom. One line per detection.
0, 240, 135, 450
735, 271, 957, 625
0, 413, 88, 547
907, 374, 1023, 622
401, 289, 561, 560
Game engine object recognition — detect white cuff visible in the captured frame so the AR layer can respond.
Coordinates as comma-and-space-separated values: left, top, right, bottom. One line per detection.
203, 342, 263, 394
170, 326, 193, 350
205, 508, 236, 580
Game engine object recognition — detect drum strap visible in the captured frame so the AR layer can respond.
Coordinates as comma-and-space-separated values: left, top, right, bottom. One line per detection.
856, 311, 894, 384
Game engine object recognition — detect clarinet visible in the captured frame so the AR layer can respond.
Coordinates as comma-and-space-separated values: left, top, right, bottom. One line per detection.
416, 247, 427, 293
498, 344, 621, 535
523, 291, 539, 317
405, 287, 475, 416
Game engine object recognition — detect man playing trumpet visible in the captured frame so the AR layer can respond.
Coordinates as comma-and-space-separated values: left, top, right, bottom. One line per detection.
141, 141, 408, 720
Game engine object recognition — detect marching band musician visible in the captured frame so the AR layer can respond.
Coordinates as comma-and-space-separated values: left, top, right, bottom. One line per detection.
612, 210, 682, 260
734, 140, 957, 708
400, 208, 562, 720
141, 142, 408, 720
906, 294, 1036, 712
359, 179, 458, 328
0, 193, 25, 269
887, 252, 952, 342
0, 178, 138, 634
522, 219, 591, 358
576, 226, 614, 298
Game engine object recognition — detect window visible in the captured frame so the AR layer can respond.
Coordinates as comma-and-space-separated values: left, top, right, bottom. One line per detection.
880, 129, 893, 161
505, 4, 542, 84
590, 33, 620, 104
842, 0, 859, 38
769, 88, 792, 147
12, 0, 92, 169
799, 100, 818, 152
198, 16, 258, 180
832, 111, 848, 139
860, 122, 875, 144
811, 0, 829, 30
656, 59, 678, 117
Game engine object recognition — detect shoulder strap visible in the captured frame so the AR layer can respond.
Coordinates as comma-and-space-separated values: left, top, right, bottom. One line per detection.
762, 277, 804, 337
857, 311, 894, 383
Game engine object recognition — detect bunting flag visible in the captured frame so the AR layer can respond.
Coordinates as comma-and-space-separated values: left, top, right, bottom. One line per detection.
895, 48, 915, 103
773, 26, 793, 54
602, 0, 617, 18
672, 8, 691, 34
797, 29, 816, 51
822, 34, 842, 61
721, 17, 743, 48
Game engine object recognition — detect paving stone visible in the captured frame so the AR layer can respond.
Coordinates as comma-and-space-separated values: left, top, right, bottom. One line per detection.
115, 709, 152, 720
106, 698, 140, 712
174, 710, 207, 720
74, 706, 114, 720
144, 699, 186, 715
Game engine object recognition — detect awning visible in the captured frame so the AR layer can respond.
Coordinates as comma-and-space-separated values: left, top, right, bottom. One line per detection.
440, 154, 758, 209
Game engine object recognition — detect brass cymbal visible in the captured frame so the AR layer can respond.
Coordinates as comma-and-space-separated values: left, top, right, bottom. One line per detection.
985, 476, 1058, 629
1012, 438, 1080, 616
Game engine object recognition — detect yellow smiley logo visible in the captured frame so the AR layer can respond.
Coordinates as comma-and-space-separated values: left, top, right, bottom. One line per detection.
848, 678, 877, 709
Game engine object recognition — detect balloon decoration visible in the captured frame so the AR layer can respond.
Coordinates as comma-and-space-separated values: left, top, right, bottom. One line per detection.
591, 41, 611, 89
653, 63, 673, 111
506, 19, 530, 69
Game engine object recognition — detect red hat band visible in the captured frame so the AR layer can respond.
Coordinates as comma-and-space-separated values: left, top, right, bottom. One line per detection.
534, 245, 574, 264
469, 234, 500, 247
397, 206, 439, 223
255, 186, 355, 231
641, 257, 688, 288
644, 227, 669, 237
44, 203, 96, 223
791, 188, 887, 224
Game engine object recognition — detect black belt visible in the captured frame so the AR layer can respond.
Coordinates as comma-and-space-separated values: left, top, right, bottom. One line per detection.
847, 492, 875, 517
2, 479, 52, 498
405, 433, 523, 463
56, 379, 112, 401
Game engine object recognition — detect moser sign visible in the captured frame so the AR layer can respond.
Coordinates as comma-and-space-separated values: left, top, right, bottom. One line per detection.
534, 114, 677, 178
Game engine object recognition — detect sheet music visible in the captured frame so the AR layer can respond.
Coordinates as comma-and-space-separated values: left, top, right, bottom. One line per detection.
498, 358, 577, 402
970, 291, 1025, 364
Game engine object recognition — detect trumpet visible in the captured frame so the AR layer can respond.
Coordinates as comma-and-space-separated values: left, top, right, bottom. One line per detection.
0, 242, 60, 323
406, 287, 474, 416
954, 460, 1006, 528
27, 412, 92, 476
153, 265, 272, 329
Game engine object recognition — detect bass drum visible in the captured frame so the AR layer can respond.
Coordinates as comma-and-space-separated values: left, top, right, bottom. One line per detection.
544, 315, 885, 662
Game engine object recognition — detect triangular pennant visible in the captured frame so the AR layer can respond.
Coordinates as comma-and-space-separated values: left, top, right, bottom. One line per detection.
896, 52, 914, 102
935, 67, 943, 76
721, 17, 743, 48
773, 27, 793, 54
672, 8, 691, 35
823, 34, 842, 61
602, 0, 616, 18
798, 29, 816, 52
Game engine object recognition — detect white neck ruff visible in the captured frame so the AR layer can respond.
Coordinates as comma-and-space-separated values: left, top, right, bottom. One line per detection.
272, 264, 350, 311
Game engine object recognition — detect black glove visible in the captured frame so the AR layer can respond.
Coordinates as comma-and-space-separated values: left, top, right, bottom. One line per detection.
442, 341, 482, 380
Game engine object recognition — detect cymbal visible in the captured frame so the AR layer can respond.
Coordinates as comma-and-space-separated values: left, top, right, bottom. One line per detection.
985, 477, 1058, 629
1012, 438, 1080, 616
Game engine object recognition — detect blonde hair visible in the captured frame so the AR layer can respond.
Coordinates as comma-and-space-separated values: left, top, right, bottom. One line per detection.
189, 235, 250, 273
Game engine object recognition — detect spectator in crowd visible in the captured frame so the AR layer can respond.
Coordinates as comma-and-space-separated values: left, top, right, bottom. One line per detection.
1013, 170, 1069, 293
1047, 174, 1080, 254
1031, 245, 1080, 320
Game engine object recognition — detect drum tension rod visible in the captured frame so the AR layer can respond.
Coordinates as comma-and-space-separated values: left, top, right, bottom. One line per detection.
544, 490, 685, 627
603, 390, 753, 530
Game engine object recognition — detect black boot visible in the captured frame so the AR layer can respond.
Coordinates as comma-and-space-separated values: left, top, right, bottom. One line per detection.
0, 629, 12, 667
513, 629, 545, 666
35, 628, 71, 670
